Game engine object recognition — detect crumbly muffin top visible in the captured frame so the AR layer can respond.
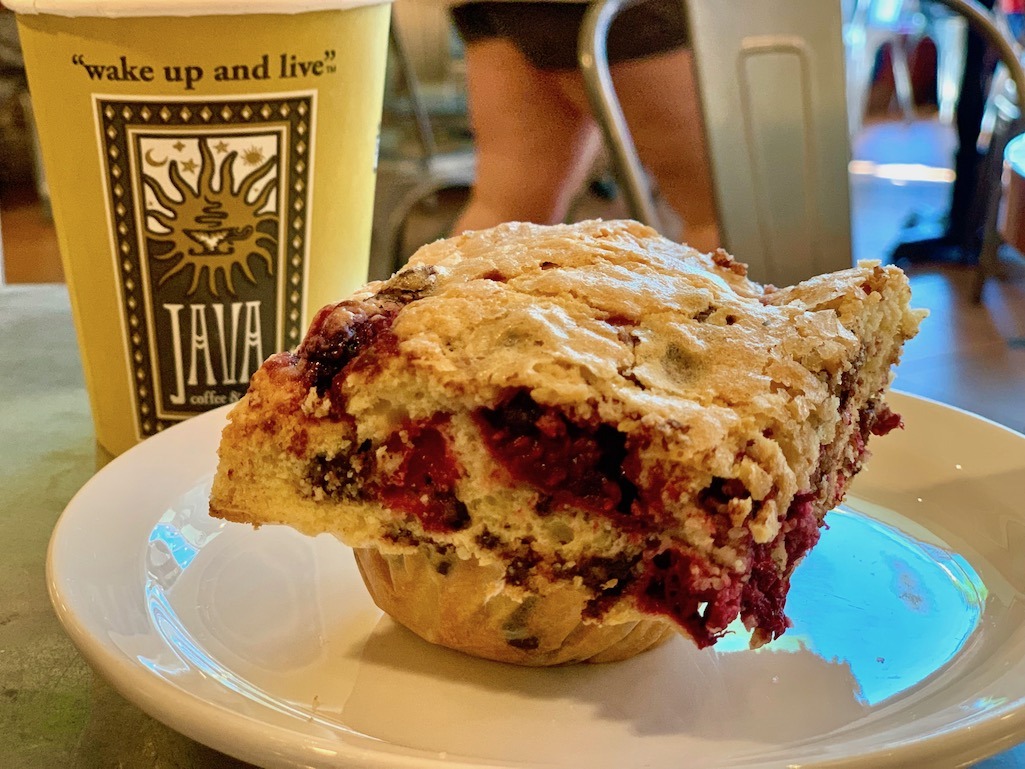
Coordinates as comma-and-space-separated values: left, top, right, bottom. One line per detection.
212, 219, 923, 650
394, 220, 849, 413
321, 220, 919, 529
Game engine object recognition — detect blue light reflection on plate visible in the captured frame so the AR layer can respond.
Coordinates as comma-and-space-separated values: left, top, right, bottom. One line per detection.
140, 477, 364, 733
142, 484, 988, 715
146, 480, 222, 585
143, 476, 226, 678
714, 507, 988, 706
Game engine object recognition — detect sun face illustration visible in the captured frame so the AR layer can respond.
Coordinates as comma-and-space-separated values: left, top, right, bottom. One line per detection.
143, 139, 278, 297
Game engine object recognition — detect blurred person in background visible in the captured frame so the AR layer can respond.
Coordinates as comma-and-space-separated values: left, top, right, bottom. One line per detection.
448, 0, 721, 253
892, 0, 1002, 265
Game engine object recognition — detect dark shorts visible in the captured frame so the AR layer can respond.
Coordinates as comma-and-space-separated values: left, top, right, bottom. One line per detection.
450, 1, 690, 71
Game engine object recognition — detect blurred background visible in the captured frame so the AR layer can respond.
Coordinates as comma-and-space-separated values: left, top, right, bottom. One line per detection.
0, 0, 1022, 430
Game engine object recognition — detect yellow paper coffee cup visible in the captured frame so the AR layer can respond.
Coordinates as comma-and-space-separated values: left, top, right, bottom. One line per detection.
10, 0, 391, 455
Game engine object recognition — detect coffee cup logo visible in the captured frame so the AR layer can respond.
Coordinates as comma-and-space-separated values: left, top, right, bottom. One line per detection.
143, 137, 277, 296
97, 94, 313, 437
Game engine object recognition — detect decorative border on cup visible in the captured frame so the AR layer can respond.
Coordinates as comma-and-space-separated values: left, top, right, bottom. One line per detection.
95, 94, 313, 437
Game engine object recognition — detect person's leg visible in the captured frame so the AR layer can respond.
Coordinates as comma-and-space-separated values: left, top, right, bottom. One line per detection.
552, 48, 721, 252
451, 38, 602, 233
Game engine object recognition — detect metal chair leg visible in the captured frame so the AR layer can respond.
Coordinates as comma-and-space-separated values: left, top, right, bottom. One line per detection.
389, 22, 438, 164
578, 0, 664, 233
974, 111, 1021, 301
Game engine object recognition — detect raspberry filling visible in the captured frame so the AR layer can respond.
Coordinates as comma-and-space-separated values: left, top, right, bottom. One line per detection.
634, 549, 744, 647
618, 399, 900, 646
740, 492, 820, 642
296, 266, 436, 400
378, 420, 469, 532
471, 390, 854, 645
307, 379, 901, 646
307, 417, 468, 532
474, 391, 645, 527
298, 300, 400, 395
632, 491, 820, 649
866, 402, 903, 436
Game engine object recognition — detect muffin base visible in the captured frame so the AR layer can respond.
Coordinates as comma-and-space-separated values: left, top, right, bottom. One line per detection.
353, 547, 676, 666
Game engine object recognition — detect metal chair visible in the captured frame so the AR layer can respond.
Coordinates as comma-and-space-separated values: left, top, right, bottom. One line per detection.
845, 0, 919, 135
845, 0, 969, 134
580, 0, 854, 286
582, 0, 1025, 296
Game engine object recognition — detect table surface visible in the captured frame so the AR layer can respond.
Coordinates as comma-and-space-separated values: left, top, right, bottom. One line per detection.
1, 283, 1023, 769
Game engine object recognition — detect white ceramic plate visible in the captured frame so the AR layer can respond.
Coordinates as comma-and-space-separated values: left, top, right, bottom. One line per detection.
47, 392, 1025, 769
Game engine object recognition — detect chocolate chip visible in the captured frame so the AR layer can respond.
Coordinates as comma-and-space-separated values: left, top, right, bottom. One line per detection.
536, 494, 554, 516
698, 476, 751, 513
663, 343, 697, 381
385, 529, 421, 548
505, 551, 541, 586
694, 305, 716, 322
476, 529, 501, 549
440, 498, 470, 532
507, 636, 540, 650
576, 553, 639, 594
307, 452, 369, 500
377, 264, 437, 302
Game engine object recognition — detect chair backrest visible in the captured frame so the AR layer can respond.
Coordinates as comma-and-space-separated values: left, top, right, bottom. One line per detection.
580, 0, 854, 284
684, 0, 854, 284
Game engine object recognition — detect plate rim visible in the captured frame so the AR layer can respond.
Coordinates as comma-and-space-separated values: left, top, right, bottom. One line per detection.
45, 392, 1025, 769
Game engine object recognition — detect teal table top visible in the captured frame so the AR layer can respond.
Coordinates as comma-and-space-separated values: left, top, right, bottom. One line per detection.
0, 285, 249, 768
1, 283, 1022, 769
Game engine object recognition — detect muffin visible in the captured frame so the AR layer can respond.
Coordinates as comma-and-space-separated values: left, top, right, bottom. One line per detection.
209, 220, 924, 665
